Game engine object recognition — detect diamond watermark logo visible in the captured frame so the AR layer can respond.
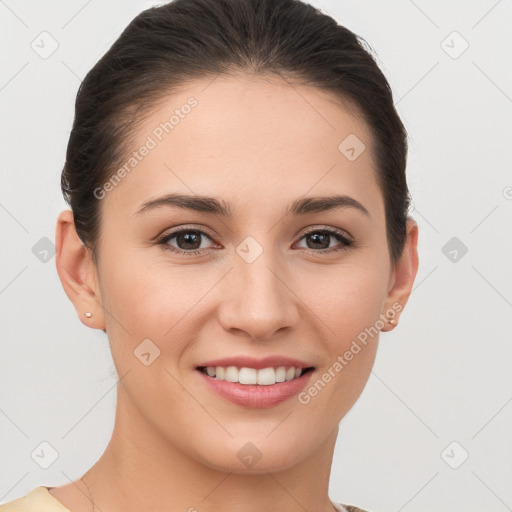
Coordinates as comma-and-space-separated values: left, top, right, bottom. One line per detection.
133, 338, 161, 366
441, 31, 469, 59
31, 441, 59, 469
441, 441, 469, 469
236, 236, 263, 263
338, 134, 366, 161
442, 236, 468, 263
32, 236, 56, 263
31, 31, 59, 59
237, 442, 262, 467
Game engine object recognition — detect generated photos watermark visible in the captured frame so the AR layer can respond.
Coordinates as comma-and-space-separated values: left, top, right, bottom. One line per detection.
298, 302, 402, 405
93, 97, 198, 200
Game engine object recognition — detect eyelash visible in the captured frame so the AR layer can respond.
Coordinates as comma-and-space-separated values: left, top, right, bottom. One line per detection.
156, 226, 354, 257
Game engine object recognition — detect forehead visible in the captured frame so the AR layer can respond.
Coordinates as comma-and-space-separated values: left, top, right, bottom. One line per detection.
101, 73, 383, 220
149, 73, 374, 165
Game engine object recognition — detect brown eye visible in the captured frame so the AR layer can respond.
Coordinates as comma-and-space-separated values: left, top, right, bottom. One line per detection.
174, 230, 203, 250
158, 229, 216, 255
296, 228, 353, 253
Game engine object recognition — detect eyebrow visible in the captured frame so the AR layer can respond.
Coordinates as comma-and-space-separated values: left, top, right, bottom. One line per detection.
135, 193, 370, 218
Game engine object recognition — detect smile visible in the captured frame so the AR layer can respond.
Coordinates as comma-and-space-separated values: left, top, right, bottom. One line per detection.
196, 365, 315, 408
198, 365, 314, 385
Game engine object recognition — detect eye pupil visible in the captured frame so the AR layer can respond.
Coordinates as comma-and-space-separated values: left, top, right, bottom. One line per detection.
177, 231, 201, 250
307, 232, 330, 249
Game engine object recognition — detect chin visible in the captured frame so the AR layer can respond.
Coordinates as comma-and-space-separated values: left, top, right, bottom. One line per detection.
187, 432, 315, 474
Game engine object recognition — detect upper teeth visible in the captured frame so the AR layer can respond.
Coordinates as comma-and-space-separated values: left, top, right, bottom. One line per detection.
203, 366, 304, 385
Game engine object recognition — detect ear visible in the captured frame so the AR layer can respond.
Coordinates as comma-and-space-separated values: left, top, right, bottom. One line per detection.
380, 218, 419, 331
55, 209, 106, 330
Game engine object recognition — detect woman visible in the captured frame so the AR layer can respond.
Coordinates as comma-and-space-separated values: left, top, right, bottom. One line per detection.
1, 0, 418, 511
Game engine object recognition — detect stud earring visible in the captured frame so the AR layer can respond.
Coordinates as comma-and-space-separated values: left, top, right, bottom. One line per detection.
84, 312, 92, 318
388, 318, 397, 325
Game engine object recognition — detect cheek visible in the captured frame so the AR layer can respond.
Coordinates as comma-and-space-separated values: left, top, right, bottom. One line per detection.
100, 244, 202, 333
296, 262, 387, 407
97, 257, 203, 416
302, 259, 389, 339
299, 275, 383, 421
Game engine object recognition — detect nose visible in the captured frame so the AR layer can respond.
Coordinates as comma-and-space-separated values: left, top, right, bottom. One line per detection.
217, 252, 300, 341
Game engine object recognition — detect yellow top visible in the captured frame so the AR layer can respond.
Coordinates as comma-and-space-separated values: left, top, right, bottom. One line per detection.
0, 487, 71, 512
0, 486, 369, 512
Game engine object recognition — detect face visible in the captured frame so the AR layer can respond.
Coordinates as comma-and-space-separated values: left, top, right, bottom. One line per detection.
60, 73, 416, 473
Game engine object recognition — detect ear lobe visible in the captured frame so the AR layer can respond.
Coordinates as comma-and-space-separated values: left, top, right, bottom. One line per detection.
55, 209, 106, 329
381, 218, 419, 331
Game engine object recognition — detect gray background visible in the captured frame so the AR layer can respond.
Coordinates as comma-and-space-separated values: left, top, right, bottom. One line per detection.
1, 1, 511, 511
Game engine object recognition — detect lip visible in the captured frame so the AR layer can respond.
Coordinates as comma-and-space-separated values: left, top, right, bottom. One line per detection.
197, 355, 313, 370
196, 368, 314, 408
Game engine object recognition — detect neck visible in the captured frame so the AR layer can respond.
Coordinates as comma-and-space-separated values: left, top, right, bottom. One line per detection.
83, 386, 339, 512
